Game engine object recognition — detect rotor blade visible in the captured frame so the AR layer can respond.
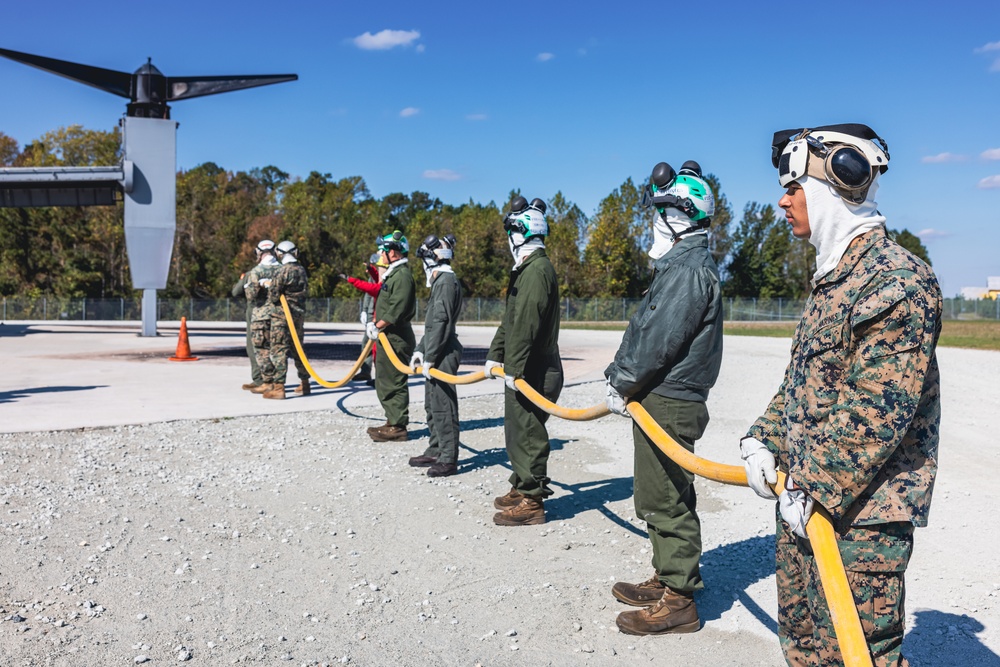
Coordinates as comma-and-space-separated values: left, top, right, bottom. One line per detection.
166, 74, 297, 101
0, 47, 132, 98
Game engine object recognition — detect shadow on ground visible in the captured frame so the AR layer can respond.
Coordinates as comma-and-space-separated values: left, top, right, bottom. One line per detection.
698, 534, 777, 634
0, 385, 106, 404
905, 610, 1000, 666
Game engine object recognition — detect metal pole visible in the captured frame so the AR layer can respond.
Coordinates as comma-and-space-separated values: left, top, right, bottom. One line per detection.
120, 298, 124, 321
82, 297, 86, 321
140, 289, 157, 336
327, 297, 331, 323
477, 297, 481, 321
44, 297, 47, 320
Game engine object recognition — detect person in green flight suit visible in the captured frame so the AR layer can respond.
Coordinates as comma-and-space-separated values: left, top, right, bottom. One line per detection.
486, 197, 563, 526
408, 233, 463, 477
366, 230, 416, 442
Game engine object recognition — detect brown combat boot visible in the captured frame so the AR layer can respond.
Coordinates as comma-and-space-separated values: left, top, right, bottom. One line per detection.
493, 487, 524, 510
368, 424, 408, 442
294, 380, 311, 396
250, 382, 273, 394
427, 462, 458, 477
612, 573, 668, 607
408, 455, 437, 467
615, 588, 700, 635
263, 384, 286, 400
493, 496, 545, 526
242, 382, 261, 391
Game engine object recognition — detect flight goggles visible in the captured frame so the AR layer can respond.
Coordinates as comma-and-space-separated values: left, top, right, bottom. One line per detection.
503, 196, 544, 235
773, 125, 889, 204
380, 229, 408, 253
416, 234, 455, 261
640, 186, 700, 218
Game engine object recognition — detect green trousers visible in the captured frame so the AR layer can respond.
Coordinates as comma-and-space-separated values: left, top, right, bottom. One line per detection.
375, 330, 414, 427
421, 340, 462, 465
632, 392, 709, 593
777, 517, 913, 667
505, 353, 564, 498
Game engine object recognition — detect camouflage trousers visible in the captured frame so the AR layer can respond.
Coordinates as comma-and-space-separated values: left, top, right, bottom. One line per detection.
251, 320, 274, 383
270, 312, 308, 385
776, 513, 914, 667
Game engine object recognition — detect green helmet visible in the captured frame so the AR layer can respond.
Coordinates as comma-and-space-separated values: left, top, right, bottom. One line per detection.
380, 230, 409, 254
657, 174, 715, 223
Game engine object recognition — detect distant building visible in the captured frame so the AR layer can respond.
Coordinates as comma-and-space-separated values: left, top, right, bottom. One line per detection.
960, 277, 1000, 299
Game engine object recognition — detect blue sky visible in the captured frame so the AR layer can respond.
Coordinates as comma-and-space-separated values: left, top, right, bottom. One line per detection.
1, 0, 998, 297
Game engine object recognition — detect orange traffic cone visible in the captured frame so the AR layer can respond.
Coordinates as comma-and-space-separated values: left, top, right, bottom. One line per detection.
168, 316, 199, 362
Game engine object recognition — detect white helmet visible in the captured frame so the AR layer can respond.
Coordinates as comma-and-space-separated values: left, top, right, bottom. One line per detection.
275, 240, 298, 262
255, 239, 275, 258
503, 196, 548, 239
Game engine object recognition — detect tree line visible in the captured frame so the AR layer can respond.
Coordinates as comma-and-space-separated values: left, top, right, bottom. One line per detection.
0, 125, 931, 301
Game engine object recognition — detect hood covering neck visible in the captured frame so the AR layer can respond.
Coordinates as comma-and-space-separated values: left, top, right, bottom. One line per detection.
801, 175, 885, 283
508, 234, 545, 269
280, 254, 298, 265
648, 210, 707, 260
383, 256, 408, 279
423, 261, 453, 287
260, 254, 279, 266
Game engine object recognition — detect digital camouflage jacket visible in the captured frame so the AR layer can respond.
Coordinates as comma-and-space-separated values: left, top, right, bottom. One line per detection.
268, 262, 309, 318
747, 227, 942, 527
244, 262, 281, 322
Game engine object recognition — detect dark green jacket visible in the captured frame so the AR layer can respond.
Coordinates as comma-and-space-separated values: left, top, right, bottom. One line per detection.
487, 249, 560, 379
606, 235, 723, 402
376, 259, 416, 338
416, 270, 463, 365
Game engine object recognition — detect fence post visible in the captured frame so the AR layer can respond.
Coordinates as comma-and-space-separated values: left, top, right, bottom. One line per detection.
82, 297, 86, 321
120, 298, 124, 321
44, 297, 47, 320
3, 297, 5, 321
778, 298, 783, 321
996, 297, 999, 320
189, 299, 193, 320
752, 298, 756, 322
477, 298, 481, 321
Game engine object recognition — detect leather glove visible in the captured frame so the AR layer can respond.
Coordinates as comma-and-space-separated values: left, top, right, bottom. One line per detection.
779, 476, 814, 539
409, 350, 424, 372
422, 362, 433, 380
740, 437, 778, 500
504, 373, 517, 392
365, 322, 380, 341
605, 379, 628, 417
484, 360, 503, 380
360, 311, 368, 325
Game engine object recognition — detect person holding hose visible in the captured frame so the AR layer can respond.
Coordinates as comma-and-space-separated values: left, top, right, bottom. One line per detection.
605, 161, 723, 635
741, 124, 942, 666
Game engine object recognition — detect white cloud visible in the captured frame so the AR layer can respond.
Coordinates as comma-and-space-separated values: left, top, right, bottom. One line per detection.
916, 228, 951, 240
399, 107, 420, 118
353, 29, 420, 51
423, 169, 461, 181
974, 40, 1000, 53
976, 175, 1000, 189
416, 44, 426, 53
921, 152, 967, 163
536, 52, 555, 62
982, 148, 1000, 160
466, 113, 488, 121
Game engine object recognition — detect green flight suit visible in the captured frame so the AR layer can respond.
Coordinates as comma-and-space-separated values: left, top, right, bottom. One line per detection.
487, 249, 563, 498
232, 272, 260, 384
415, 269, 463, 465
375, 259, 416, 427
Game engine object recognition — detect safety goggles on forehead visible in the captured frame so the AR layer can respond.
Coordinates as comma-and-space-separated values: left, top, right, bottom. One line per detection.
640, 185, 700, 218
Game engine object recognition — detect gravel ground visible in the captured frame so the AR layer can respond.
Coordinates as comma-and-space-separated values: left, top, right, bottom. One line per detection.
1, 332, 998, 666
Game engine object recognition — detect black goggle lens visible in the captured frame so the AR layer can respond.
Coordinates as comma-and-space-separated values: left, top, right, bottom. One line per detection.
829, 147, 871, 188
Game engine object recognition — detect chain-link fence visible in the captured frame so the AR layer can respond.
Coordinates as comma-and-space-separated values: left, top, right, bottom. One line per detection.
2, 296, 997, 323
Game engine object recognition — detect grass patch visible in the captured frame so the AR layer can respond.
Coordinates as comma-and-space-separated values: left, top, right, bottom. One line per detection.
723, 319, 1000, 351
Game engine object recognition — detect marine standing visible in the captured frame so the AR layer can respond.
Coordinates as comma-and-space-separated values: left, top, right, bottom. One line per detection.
265, 240, 310, 400
235, 239, 275, 391
486, 197, 563, 526
366, 230, 416, 442
408, 234, 463, 477
605, 161, 723, 635
740, 124, 942, 666
243, 241, 281, 396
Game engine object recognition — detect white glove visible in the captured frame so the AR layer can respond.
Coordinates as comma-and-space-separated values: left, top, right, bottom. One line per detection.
779, 476, 814, 539
365, 322, 380, 341
484, 360, 503, 380
504, 373, 517, 392
422, 362, 433, 380
409, 350, 424, 372
740, 437, 778, 500
258, 278, 272, 287
360, 311, 368, 325
605, 380, 628, 417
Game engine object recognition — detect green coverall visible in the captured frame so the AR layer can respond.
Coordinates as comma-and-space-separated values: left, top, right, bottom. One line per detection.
375, 260, 416, 427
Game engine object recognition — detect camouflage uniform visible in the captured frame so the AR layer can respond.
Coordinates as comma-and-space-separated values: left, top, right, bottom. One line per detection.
747, 227, 942, 666
233, 272, 260, 384
268, 261, 309, 385
244, 262, 281, 383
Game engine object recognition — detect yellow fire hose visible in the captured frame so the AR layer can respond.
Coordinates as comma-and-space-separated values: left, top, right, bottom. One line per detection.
279, 295, 872, 666
280, 296, 374, 388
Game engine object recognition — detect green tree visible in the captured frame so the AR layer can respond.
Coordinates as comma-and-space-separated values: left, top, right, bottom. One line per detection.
582, 178, 647, 297
889, 228, 932, 266
703, 173, 733, 274
544, 191, 586, 297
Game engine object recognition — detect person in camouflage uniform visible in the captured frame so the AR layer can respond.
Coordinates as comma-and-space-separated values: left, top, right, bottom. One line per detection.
234, 239, 276, 390
365, 230, 416, 442
486, 197, 563, 527
740, 124, 942, 667
605, 161, 724, 636
243, 241, 281, 395
408, 234, 463, 477
264, 240, 310, 400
